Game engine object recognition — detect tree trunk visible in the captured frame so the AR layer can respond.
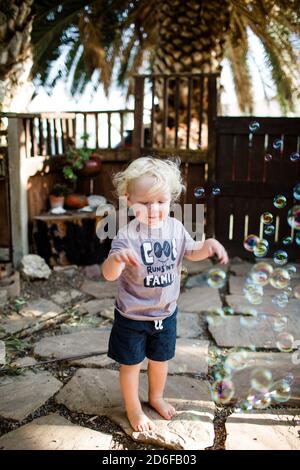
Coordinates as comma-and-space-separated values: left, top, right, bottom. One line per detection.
0, 0, 34, 111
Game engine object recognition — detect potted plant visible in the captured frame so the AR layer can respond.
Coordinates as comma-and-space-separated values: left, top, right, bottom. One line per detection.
49, 184, 71, 209
63, 133, 102, 182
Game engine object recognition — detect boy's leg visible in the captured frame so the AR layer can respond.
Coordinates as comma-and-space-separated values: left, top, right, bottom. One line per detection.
120, 362, 155, 432
147, 359, 176, 420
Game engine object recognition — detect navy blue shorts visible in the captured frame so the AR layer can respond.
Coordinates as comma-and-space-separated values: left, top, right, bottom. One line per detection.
108, 306, 178, 365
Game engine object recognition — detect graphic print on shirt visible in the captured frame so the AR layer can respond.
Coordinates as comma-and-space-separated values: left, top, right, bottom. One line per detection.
141, 238, 178, 288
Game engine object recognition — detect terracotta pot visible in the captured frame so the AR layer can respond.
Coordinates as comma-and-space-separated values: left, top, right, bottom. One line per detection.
49, 195, 64, 209
65, 193, 88, 209
76, 155, 102, 177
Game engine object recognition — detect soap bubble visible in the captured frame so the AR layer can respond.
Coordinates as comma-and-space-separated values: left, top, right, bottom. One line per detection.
194, 187, 205, 198
290, 152, 300, 162
244, 285, 263, 305
293, 183, 300, 201
224, 350, 249, 373
253, 239, 269, 257
273, 250, 288, 266
223, 306, 234, 315
212, 187, 221, 196
284, 373, 294, 385
206, 268, 226, 288
282, 235, 292, 246
273, 314, 288, 332
273, 138, 283, 150
243, 234, 260, 252
269, 379, 291, 403
264, 225, 275, 236
286, 265, 296, 277
270, 268, 290, 289
264, 154, 272, 162
261, 212, 273, 224
272, 292, 289, 307
249, 121, 260, 132
294, 284, 300, 299
250, 262, 273, 286
273, 195, 286, 209
296, 233, 300, 246
287, 206, 300, 230
240, 308, 258, 327
276, 332, 294, 352
247, 390, 272, 409
210, 379, 235, 404
235, 399, 253, 412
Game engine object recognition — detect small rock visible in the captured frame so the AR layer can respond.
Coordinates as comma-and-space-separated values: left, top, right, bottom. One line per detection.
21, 255, 51, 280
0, 341, 5, 365
81, 264, 102, 280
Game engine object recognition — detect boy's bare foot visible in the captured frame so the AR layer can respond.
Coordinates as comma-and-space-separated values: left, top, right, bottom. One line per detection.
126, 408, 155, 432
149, 397, 176, 420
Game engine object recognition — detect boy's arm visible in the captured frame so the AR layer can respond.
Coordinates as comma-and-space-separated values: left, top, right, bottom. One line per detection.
184, 238, 228, 264
102, 254, 125, 281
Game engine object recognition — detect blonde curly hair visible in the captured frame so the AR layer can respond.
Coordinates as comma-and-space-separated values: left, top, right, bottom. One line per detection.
112, 156, 186, 203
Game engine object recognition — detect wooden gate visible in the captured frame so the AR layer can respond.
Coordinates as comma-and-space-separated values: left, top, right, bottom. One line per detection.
214, 117, 300, 260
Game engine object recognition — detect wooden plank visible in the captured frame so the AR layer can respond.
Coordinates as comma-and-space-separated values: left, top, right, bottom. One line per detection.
107, 112, 112, 149
53, 118, 59, 155
186, 77, 192, 149
46, 119, 52, 155
162, 76, 168, 148
150, 78, 155, 148
174, 77, 179, 148
95, 113, 99, 148
38, 118, 46, 156
132, 75, 145, 158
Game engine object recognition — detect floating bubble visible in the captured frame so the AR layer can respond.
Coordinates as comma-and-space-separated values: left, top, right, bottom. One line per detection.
251, 368, 273, 392
250, 262, 273, 286
264, 154, 272, 162
249, 121, 260, 132
247, 390, 272, 409
273, 138, 283, 150
253, 239, 269, 257
272, 292, 289, 308
240, 308, 258, 327
243, 234, 260, 252
264, 225, 275, 236
294, 284, 300, 299
284, 373, 294, 385
224, 350, 249, 374
223, 306, 234, 315
210, 379, 235, 404
282, 235, 292, 246
287, 206, 300, 230
283, 287, 293, 297
268, 379, 291, 403
276, 332, 294, 352
273, 314, 288, 332
290, 152, 300, 162
286, 265, 296, 277
273, 250, 288, 266
206, 268, 226, 288
261, 212, 273, 224
212, 187, 221, 196
273, 195, 286, 209
194, 187, 205, 198
296, 233, 300, 246
293, 183, 300, 201
235, 399, 253, 412
244, 285, 263, 305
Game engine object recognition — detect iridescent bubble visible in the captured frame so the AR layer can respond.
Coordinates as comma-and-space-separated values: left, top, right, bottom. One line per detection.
273, 195, 286, 209
223, 306, 234, 315
243, 234, 260, 252
194, 187, 205, 198
250, 368, 273, 392
235, 399, 253, 412
273, 138, 283, 150
244, 285, 263, 305
261, 212, 273, 224
268, 379, 291, 403
286, 265, 296, 277
287, 206, 300, 230
206, 268, 226, 288
250, 262, 273, 286
284, 373, 294, 385
264, 225, 275, 236
264, 154, 272, 162
282, 235, 292, 246
293, 183, 300, 201
283, 287, 293, 298
273, 314, 288, 332
224, 350, 249, 374
240, 308, 258, 327
276, 332, 294, 352
210, 379, 235, 404
294, 284, 300, 300
290, 152, 300, 162
249, 391, 272, 409
253, 239, 269, 257
249, 121, 260, 132
212, 187, 221, 196
296, 233, 300, 246
273, 250, 288, 266
272, 292, 289, 308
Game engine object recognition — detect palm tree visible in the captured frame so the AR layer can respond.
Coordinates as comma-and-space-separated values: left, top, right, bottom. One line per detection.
31, 0, 300, 115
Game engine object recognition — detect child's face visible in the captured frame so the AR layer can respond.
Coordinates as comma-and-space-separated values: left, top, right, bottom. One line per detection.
126, 175, 171, 227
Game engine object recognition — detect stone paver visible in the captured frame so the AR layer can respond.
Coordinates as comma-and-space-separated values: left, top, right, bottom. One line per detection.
34, 328, 110, 360
230, 262, 253, 277
56, 368, 212, 414
0, 413, 112, 450
208, 315, 285, 348
50, 289, 82, 305
226, 294, 278, 315
82, 298, 115, 316
0, 340, 5, 364
0, 299, 63, 335
80, 279, 117, 299
178, 287, 222, 312
226, 351, 300, 406
11, 356, 37, 367
177, 311, 204, 338
0, 371, 62, 421
226, 409, 300, 450
109, 400, 214, 450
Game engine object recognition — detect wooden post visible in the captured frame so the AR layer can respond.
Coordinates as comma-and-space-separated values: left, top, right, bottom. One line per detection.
206, 74, 218, 238
132, 75, 145, 159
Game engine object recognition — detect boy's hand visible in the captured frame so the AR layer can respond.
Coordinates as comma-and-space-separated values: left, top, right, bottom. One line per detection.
204, 239, 229, 265
110, 249, 140, 267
